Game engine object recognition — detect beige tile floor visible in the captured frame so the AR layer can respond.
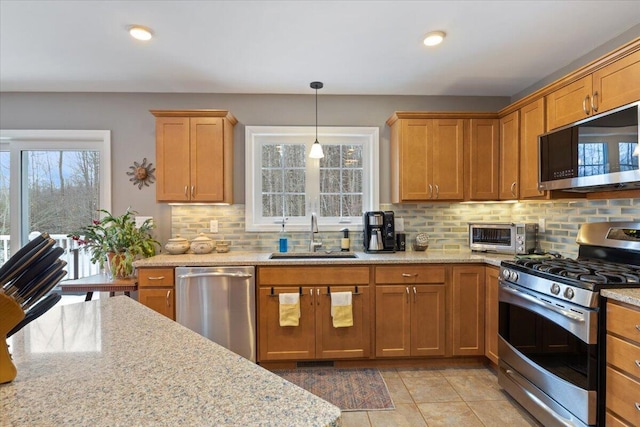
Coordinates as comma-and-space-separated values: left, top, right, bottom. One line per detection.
340, 365, 543, 427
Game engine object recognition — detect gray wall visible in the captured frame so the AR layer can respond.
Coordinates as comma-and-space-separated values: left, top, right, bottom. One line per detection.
0, 92, 507, 243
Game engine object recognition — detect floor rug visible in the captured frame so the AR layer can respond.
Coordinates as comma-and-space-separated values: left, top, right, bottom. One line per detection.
272, 367, 395, 412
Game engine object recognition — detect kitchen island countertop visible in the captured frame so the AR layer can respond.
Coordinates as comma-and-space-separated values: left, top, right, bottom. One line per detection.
1, 296, 341, 427
134, 249, 512, 268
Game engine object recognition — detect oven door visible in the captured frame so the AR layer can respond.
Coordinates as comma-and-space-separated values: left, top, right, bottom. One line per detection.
498, 280, 598, 426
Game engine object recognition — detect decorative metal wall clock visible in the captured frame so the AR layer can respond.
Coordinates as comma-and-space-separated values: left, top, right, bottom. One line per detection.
127, 158, 156, 189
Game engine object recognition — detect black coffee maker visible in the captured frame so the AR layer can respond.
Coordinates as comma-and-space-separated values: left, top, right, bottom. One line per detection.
363, 211, 395, 253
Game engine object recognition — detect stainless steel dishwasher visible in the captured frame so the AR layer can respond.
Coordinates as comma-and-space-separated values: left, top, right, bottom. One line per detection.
175, 266, 256, 362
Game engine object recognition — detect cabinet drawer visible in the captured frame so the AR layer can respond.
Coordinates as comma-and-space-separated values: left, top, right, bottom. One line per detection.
607, 334, 640, 380
606, 411, 633, 427
138, 268, 175, 287
606, 366, 640, 426
608, 302, 640, 344
258, 266, 369, 286
375, 265, 445, 284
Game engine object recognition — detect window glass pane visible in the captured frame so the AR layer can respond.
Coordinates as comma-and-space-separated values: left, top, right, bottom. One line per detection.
261, 143, 306, 218
341, 194, 362, 217
321, 145, 341, 167
342, 145, 362, 168
320, 144, 364, 218
0, 149, 9, 266
320, 169, 341, 193
342, 169, 362, 193
320, 194, 341, 217
20, 150, 102, 279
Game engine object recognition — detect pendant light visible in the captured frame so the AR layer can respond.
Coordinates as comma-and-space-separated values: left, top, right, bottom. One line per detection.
309, 81, 325, 159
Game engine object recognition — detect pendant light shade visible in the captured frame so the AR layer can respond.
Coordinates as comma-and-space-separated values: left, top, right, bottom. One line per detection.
309, 81, 324, 159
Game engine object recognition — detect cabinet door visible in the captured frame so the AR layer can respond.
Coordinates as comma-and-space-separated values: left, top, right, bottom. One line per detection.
451, 266, 485, 356
138, 288, 175, 320
375, 285, 411, 357
411, 284, 446, 357
499, 111, 520, 200
545, 76, 593, 131
156, 117, 191, 202
432, 119, 465, 200
593, 49, 640, 114
400, 119, 433, 200
484, 266, 499, 364
190, 117, 225, 202
258, 287, 315, 361
316, 286, 371, 359
519, 98, 546, 199
467, 119, 499, 200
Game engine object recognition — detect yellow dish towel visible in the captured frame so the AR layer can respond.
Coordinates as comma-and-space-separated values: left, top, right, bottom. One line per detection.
331, 291, 353, 328
279, 293, 300, 327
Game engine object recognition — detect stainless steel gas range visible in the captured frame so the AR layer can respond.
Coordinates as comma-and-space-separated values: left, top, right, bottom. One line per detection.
497, 221, 640, 427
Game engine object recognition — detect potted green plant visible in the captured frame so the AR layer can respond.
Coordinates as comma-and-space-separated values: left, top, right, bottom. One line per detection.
68, 208, 159, 279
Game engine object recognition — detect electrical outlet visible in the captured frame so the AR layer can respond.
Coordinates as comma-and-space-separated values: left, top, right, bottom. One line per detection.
538, 218, 546, 233
210, 220, 219, 233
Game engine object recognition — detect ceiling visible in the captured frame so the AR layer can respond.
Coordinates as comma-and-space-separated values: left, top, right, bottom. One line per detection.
1, 1, 639, 96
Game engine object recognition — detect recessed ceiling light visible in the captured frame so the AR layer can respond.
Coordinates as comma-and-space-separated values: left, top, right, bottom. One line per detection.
129, 25, 153, 41
423, 31, 445, 47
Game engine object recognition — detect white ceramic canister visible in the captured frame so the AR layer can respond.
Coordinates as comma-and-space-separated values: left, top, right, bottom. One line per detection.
164, 235, 190, 255
190, 233, 215, 254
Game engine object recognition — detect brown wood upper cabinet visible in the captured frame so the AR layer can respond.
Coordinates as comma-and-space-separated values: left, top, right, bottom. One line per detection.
388, 113, 498, 203
498, 111, 519, 200
151, 110, 236, 203
519, 98, 546, 199
546, 49, 640, 131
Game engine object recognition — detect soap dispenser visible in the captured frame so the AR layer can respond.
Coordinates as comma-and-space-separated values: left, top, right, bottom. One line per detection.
340, 228, 350, 252
279, 219, 288, 253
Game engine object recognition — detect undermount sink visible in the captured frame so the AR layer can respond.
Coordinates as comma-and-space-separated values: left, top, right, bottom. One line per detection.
269, 252, 358, 259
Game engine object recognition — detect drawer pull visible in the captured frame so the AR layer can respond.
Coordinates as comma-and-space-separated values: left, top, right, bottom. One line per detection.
636, 325, 640, 332
147, 276, 165, 280
401, 273, 418, 278
636, 360, 640, 369
636, 402, 640, 412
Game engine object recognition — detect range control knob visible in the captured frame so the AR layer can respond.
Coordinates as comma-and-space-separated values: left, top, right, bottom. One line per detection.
550, 283, 561, 295
502, 269, 511, 279
564, 287, 575, 300
509, 271, 519, 281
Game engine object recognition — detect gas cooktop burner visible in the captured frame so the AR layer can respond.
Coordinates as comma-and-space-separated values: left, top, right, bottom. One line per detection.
510, 257, 640, 288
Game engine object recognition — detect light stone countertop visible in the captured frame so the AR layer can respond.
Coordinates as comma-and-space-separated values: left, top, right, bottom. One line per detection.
134, 249, 512, 268
1, 296, 341, 427
601, 288, 640, 308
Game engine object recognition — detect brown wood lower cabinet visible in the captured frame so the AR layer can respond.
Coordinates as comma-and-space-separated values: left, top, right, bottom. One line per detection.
375, 265, 447, 357
257, 266, 371, 362
484, 266, 500, 364
451, 265, 485, 356
137, 267, 175, 320
606, 300, 640, 426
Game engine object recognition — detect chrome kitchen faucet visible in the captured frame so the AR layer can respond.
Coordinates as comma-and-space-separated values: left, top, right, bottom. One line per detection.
309, 213, 322, 252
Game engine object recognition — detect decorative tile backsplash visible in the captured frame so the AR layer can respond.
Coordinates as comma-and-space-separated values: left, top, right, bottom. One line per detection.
171, 197, 640, 258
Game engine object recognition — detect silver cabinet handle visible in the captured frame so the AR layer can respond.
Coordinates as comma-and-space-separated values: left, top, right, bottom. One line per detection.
435, 184, 439, 199
413, 286, 417, 303
179, 272, 252, 279
147, 276, 165, 280
402, 273, 417, 278
591, 91, 598, 112
635, 360, 640, 369
636, 325, 640, 332
582, 95, 591, 115
191, 186, 195, 198
636, 402, 640, 412
405, 287, 410, 303
510, 181, 517, 197
310, 289, 314, 305
317, 288, 320, 305
184, 186, 188, 197
428, 184, 433, 199
166, 290, 171, 307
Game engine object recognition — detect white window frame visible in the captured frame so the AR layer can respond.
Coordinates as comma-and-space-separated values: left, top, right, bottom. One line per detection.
245, 126, 379, 232
0, 129, 111, 256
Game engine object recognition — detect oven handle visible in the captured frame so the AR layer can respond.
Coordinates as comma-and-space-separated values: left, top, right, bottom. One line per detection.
503, 368, 578, 427
500, 283, 584, 323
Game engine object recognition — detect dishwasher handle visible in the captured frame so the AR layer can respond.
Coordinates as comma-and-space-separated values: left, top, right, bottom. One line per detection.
178, 272, 253, 280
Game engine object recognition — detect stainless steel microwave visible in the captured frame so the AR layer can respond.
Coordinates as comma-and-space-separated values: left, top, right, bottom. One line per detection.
469, 222, 538, 254
538, 101, 640, 192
